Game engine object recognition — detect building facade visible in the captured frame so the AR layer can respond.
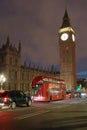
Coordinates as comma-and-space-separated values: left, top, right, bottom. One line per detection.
0, 36, 59, 91
0, 10, 77, 91
58, 10, 77, 89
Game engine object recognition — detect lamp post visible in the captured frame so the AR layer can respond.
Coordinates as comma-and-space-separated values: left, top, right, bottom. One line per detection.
0, 74, 6, 90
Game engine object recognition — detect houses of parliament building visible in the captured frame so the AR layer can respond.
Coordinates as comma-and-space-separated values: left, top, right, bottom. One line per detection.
0, 36, 59, 91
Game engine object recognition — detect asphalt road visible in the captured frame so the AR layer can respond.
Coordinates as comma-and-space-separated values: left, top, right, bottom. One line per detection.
0, 97, 87, 130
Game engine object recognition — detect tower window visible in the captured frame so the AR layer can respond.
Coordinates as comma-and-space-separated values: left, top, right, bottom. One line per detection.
9, 57, 12, 65
15, 71, 17, 80
15, 58, 18, 65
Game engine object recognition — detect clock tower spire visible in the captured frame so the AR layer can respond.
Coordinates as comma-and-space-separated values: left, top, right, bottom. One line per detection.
61, 9, 71, 28
58, 9, 76, 89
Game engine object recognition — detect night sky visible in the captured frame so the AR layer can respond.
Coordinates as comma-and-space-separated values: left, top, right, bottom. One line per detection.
0, 0, 87, 78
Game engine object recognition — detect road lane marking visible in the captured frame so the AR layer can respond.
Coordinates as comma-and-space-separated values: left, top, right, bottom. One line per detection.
14, 104, 70, 120
14, 110, 50, 120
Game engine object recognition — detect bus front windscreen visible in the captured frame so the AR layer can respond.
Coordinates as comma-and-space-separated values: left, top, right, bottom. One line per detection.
32, 84, 42, 94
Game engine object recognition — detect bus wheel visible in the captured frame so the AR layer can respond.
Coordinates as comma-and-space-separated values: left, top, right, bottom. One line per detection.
62, 95, 64, 100
50, 96, 52, 102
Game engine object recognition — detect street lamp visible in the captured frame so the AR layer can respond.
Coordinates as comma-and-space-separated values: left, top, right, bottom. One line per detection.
0, 74, 6, 90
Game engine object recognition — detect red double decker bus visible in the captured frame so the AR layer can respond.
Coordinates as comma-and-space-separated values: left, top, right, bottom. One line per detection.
31, 75, 66, 102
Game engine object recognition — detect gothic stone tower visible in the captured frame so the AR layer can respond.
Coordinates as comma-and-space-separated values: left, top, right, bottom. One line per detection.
58, 10, 77, 89
0, 36, 21, 90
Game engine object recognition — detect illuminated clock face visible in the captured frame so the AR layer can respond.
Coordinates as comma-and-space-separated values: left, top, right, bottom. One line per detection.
61, 33, 68, 41
72, 34, 75, 42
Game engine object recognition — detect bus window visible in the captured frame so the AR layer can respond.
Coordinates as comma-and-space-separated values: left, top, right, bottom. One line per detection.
48, 88, 61, 94
32, 83, 42, 94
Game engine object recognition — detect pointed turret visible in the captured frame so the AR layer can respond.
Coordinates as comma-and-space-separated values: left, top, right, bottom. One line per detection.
6, 35, 10, 46
60, 9, 71, 28
18, 40, 21, 53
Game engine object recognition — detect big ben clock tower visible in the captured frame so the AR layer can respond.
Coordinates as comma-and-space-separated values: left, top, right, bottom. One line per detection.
58, 9, 76, 89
